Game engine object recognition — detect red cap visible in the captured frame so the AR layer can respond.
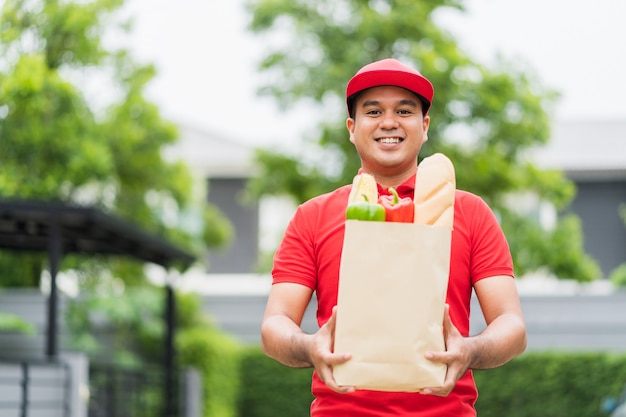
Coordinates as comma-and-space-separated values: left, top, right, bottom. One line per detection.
346, 58, 434, 116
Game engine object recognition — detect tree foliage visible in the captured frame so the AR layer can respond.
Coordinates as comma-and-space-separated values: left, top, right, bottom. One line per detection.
0, 0, 232, 288
609, 205, 626, 287
244, 0, 600, 281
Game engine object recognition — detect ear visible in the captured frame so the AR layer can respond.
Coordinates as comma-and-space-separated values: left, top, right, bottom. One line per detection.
346, 117, 356, 144
422, 115, 430, 144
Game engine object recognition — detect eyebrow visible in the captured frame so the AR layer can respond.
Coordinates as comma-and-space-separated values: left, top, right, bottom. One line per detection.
361, 98, 419, 108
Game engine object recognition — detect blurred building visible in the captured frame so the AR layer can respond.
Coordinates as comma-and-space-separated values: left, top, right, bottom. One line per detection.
173, 125, 259, 273
533, 119, 626, 277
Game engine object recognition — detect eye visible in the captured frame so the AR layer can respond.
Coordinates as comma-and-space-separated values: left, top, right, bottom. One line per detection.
397, 108, 414, 115
365, 109, 382, 115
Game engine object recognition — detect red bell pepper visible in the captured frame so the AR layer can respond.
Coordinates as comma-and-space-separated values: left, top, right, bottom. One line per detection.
378, 187, 414, 223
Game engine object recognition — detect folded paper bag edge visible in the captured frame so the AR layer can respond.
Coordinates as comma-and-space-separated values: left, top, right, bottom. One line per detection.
333, 357, 447, 392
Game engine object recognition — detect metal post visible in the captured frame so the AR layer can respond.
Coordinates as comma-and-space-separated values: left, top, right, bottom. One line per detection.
47, 215, 62, 358
164, 277, 176, 417
20, 362, 28, 417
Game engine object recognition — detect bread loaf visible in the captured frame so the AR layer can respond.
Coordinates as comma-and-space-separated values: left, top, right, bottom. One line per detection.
413, 153, 456, 229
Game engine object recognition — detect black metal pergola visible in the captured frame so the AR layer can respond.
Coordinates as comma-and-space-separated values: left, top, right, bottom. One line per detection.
0, 199, 196, 417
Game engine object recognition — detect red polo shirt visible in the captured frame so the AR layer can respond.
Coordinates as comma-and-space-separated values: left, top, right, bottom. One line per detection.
272, 174, 514, 417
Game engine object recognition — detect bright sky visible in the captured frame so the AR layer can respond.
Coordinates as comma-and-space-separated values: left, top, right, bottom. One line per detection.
123, 0, 626, 146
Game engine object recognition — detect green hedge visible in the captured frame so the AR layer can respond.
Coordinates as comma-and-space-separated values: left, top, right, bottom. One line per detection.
474, 351, 626, 417
237, 346, 314, 417
237, 348, 626, 417
178, 326, 242, 417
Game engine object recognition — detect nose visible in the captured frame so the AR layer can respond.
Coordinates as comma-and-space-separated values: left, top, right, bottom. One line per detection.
379, 112, 399, 129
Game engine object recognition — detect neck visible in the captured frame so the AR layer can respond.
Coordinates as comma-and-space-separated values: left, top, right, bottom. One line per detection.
363, 167, 417, 189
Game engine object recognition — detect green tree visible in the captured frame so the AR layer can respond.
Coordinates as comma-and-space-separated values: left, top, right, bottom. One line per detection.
609, 204, 626, 287
244, 0, 600, 281
0, 0, 233, 288
0, 6, 239, 416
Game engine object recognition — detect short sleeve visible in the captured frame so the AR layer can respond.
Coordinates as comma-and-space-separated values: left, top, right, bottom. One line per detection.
468, 196, 514, 282
271, 204, 318, 289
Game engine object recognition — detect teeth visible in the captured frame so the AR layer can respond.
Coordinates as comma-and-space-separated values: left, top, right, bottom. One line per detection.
379, 138, 401, 144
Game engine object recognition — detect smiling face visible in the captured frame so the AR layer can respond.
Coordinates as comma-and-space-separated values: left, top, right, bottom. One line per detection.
347, 85, 430, 187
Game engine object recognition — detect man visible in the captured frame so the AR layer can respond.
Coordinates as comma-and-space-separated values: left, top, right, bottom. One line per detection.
261, 58, 527, 416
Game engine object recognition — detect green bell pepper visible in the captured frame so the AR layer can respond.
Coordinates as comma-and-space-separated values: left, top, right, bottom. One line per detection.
345, 197, 386, 222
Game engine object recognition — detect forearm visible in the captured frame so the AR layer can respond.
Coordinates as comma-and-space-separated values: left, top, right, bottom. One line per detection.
261, 314, 314, 368
466, 313, 527, 370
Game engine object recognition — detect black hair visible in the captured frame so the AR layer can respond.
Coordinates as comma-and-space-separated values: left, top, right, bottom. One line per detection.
347, 91, 430, 118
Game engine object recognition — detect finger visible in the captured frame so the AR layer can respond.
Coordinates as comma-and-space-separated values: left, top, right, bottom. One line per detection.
328, 305, 341, 334
327, 306, 338, 346
323, 306, 355, 393
334, 384, 356, 394
442, 303, 452, 338
329, 350, 352, 364
424, 350, 449, 364
327, 381, 356, 394
326, 343, 353, 370
419, 385, 452, 397
419, 369, 454, 397
317, 362, 355, 394
324, 372, 356, 394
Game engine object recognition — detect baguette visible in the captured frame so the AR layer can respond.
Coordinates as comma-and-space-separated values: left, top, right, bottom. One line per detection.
413, 153, 456, 229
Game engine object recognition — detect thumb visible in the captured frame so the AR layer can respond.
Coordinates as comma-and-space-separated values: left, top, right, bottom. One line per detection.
442, 304, 453, 347
328, 305, 339, 326
327, 306, 339, 347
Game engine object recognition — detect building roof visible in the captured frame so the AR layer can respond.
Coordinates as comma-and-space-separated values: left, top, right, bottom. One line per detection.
0, 199, 195, 268
0, 199, 196, 361
165, 125, 256, 178
533, 119, 626, 180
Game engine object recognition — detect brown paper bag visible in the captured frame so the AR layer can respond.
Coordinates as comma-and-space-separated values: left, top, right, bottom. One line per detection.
333, 220, 451, 392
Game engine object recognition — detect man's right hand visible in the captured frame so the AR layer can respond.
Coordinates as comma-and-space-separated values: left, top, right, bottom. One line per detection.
310, 306, 355, 394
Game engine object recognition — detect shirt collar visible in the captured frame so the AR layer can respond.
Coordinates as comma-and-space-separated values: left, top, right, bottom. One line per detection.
356, 169, 416, 200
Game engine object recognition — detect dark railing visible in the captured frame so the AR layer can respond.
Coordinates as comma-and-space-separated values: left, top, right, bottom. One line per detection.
0, 358, 71, 417
0, 358, 195, 417
88, 363, 181, 417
